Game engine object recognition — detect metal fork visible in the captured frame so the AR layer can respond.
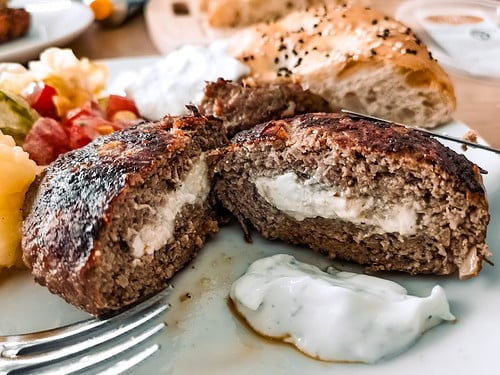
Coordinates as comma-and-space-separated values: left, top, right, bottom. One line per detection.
0, 287, 171, 375
341, 109, 500, 155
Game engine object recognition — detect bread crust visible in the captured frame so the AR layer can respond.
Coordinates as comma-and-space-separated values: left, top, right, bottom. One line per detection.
200, 0, 365, 28
228, 5, 456, 127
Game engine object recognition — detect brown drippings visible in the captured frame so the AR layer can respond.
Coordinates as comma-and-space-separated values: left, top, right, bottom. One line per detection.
0, 268, 27, 286
179, 292, 192, 302
226, 297, 361, 365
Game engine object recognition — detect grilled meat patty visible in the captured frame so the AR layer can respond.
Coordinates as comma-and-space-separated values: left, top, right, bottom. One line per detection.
0, 7, 30, 43
22, 114, 227, 316
211, 112, 490, 279
199, 78, 332, 137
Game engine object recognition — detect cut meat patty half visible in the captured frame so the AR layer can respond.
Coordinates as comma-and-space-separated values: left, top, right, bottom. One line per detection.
212, 112, 490, 279
22, 114, 227, 316
199, 78, 332, 137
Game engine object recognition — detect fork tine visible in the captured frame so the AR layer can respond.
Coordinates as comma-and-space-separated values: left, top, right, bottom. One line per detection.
97, 343, 160, 375
1, 302, 168, 372
27, 323, 164, 375
0, 287, 170, 374
1, 286, 171, 353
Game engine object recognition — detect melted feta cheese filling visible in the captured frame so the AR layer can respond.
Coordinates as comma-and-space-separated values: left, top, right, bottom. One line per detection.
254, 172, 417, 235
230, 254, 455, 363
130, 158, 210, 258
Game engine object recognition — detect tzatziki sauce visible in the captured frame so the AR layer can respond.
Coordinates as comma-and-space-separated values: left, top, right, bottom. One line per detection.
230, 254, 455, 363
124, 40, 250, 120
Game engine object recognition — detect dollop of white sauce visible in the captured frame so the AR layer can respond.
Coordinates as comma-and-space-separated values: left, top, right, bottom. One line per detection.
254, 172, 417, 235
129, 158, 210, 258
124, 40, 250, 120
230, 254, 455, 364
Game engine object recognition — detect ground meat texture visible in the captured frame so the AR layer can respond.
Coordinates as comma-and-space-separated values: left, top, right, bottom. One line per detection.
198, 78, 332, 137
22, 114, 227, 316
211, 112, 490, 279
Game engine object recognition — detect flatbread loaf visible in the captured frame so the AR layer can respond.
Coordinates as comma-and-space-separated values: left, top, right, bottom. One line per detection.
227, 5, 456, 128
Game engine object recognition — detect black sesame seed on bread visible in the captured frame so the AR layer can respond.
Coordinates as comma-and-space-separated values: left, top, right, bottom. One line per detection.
227, 6, 456, 128
211, 112, 490, 279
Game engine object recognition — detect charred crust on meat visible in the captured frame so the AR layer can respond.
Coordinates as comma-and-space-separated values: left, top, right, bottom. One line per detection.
214, 112, 489, 279
231, 113, 485, 194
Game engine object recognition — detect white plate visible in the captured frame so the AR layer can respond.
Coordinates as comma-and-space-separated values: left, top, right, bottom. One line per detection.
1, 56, 500, 374
395, 0, 500, 80
0, 0, 93, 63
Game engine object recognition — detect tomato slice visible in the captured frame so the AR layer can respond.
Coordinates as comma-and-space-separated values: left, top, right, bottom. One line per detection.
105, 95, 139, 121
65, 101, 119, 149
22, 82, 59, 119
23, 117, 70, 165
66, 117, 97, 149
65, 101, 104, 123
22, 98, 141, 163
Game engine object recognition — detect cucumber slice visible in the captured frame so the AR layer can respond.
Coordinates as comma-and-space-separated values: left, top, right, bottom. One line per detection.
0, 89, 39, 145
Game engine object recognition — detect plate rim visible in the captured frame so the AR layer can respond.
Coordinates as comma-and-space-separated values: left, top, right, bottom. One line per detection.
0, 1, 94, 63
1, 54, 499, 374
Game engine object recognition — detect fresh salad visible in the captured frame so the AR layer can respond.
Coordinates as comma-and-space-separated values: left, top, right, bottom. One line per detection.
0, 47, 140, 165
